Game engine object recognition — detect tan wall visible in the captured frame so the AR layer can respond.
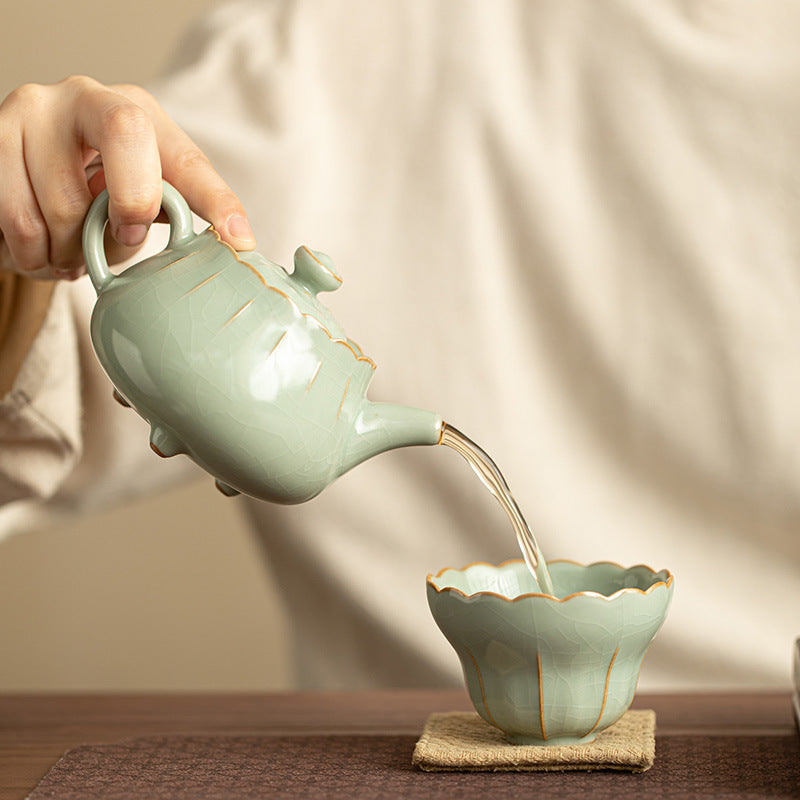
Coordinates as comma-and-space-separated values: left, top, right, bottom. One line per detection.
1, 1, 218, 97
0, 1, 291, 690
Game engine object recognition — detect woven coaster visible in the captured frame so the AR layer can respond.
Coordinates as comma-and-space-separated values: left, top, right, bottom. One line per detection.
412, 709, 655, 773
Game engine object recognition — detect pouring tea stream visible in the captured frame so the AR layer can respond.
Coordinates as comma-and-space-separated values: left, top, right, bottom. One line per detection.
82, 181, 553, 593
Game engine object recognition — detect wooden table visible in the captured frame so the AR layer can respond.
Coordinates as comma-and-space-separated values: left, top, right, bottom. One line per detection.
0, 691, 797, 799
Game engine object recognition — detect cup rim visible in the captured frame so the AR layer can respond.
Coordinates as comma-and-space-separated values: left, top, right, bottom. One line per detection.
426, 558, 674, 603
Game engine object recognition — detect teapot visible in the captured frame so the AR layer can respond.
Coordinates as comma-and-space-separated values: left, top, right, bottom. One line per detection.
82, 181, 443, 503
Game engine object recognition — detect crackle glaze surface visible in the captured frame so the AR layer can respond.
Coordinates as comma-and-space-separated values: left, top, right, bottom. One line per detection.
427, 560, 673, 745
82, 182, 442, 503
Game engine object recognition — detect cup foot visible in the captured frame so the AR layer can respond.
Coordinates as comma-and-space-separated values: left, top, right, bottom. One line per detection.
505, 731, 601, 747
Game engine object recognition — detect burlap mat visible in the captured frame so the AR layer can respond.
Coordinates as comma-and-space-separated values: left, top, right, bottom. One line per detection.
412, 709, 656, 772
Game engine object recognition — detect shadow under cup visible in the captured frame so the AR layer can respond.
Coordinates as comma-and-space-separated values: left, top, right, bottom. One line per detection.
427, 560, 674, 746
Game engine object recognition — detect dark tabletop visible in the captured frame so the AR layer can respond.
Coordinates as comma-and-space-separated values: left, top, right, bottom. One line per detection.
1, 691, 797, 800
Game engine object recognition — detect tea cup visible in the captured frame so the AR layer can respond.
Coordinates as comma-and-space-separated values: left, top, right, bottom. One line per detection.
427, 559, 673, 745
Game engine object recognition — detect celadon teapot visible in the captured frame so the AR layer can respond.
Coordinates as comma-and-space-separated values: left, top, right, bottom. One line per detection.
82, 182, 443, 503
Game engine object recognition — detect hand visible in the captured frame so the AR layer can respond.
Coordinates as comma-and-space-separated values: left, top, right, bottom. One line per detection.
0, 76, 256, 281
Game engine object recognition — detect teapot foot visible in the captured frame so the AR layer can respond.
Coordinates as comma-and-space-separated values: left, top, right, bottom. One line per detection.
112, 388, 130, 407
149, 425, 184, 458
215, 480, 240, 497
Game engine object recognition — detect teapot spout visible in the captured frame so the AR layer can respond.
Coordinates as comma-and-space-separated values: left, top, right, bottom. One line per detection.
339, 401, 443, 477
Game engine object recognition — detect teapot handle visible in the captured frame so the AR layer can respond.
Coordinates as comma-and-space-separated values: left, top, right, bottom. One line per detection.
82, 181, 196, 295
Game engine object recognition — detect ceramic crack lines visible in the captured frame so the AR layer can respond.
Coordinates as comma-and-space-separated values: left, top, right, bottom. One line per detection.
85, 182, 443, 503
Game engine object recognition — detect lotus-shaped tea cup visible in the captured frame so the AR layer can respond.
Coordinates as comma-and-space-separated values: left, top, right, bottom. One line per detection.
427, 559, 673, 746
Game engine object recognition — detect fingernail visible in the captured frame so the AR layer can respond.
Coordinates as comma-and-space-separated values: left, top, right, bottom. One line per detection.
227, 214, 255, 246
116, 224, 148, 247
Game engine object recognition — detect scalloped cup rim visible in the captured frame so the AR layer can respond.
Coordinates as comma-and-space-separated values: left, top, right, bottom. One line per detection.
426, 558, 674, 603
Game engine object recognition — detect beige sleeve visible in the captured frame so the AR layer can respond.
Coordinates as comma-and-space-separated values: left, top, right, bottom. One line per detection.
0, 275, 83, 504
0, 273, 54, 396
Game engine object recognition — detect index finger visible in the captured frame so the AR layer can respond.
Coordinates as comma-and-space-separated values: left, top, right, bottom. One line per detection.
72, 82, 163, 246
112, 85, 256, 251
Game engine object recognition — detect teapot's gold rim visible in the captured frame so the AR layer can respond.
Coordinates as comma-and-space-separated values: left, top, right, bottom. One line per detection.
299, 245, 343, 284
426, 558, 674, 603
206, 227, 376, 369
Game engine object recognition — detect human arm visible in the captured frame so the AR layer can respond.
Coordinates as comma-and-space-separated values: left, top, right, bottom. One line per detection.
0, 77, 254, 510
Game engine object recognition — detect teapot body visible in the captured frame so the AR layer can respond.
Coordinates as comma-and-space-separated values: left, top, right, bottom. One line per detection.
84, 183, 442, 503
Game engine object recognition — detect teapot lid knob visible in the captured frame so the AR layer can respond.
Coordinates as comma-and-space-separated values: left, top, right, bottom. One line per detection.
292, 246, 342, 294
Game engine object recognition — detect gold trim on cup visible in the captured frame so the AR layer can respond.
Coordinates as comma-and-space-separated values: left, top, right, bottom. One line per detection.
464, 647, 501, 731
427, 559, 674, 603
